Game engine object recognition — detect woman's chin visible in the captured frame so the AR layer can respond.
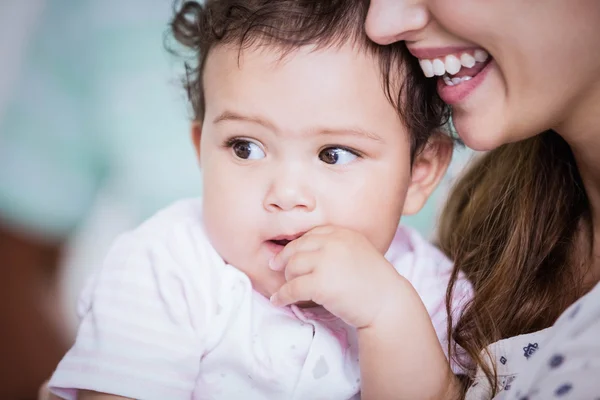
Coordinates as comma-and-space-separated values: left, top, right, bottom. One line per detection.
453, 112, 510, 151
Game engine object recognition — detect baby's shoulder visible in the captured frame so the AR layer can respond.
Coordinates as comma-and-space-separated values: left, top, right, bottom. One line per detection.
386, 225, 452, 275
386, 225, 472, 302
100, 197, 223, 280
78, 198, 229, 318
133, 197, 206, 240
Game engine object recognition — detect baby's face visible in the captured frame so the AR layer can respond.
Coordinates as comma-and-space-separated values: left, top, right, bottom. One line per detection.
197, 43, 413, 298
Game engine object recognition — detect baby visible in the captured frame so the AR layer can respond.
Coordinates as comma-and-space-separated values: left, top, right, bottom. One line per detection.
48, 0, 472, 399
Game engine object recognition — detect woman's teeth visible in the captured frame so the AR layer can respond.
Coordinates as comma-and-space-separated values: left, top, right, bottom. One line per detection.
443, 75, 472, 86
418, 49, 489, 81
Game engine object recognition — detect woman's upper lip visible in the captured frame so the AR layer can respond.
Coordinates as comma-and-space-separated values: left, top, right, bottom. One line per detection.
407, 45, 481, 60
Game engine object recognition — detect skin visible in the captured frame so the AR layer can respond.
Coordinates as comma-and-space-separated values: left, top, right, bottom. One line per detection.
57, 42, 452, 400
362, 0, 600, 398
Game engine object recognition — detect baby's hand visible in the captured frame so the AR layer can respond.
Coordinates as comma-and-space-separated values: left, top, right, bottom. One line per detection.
38, 380, 60, 400
269, 226, 405, 329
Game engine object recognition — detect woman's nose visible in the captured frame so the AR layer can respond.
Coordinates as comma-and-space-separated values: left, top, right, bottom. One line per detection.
366, 0, 430, 45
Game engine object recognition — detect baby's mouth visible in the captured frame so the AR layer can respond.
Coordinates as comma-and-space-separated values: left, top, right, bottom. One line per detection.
267, 232, 306, 248
270, 239, 292, 246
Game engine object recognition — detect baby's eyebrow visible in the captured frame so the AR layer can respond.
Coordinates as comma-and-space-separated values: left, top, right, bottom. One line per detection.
317, 127, 382, 142
213, 111, 275, 130
213, 110, 382, 142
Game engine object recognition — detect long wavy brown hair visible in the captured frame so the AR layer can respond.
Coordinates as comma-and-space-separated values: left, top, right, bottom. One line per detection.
438, 130, 591, 396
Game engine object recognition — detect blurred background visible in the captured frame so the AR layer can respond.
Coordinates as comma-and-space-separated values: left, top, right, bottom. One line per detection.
0, 1, 472, 398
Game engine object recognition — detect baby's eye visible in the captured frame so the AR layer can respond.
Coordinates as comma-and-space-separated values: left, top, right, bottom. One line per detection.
318, 147, 358, 165
231, 140, 265, 160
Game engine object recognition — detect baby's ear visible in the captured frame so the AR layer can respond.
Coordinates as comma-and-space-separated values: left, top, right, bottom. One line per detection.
191, 120, 203, 164
402, 134, 453, 215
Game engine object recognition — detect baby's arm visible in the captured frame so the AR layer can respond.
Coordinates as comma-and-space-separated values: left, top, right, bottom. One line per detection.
358, 232, 473, 400
357, 277, 462, 400
269, 226, 471, 399
79, 391, 132, 400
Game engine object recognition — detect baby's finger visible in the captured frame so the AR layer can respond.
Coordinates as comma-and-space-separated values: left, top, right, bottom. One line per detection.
270, 235, 321, 271
270, 275, 316, 307
284, 251, 318, 282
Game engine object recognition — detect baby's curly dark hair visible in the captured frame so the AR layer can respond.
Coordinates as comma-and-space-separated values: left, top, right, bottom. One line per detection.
168, 0, 449, 157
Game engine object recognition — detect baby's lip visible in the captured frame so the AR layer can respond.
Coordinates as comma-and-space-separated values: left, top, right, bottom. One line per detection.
267, 232, 306, 246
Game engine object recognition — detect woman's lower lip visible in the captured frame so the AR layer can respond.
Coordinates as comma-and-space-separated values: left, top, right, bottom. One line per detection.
436, 59, 494, 105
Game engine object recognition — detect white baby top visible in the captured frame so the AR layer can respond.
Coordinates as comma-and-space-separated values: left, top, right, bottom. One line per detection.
49, 198, 472, 400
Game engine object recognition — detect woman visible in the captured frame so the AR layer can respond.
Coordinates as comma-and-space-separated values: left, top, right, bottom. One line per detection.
364, 0, 600, 399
